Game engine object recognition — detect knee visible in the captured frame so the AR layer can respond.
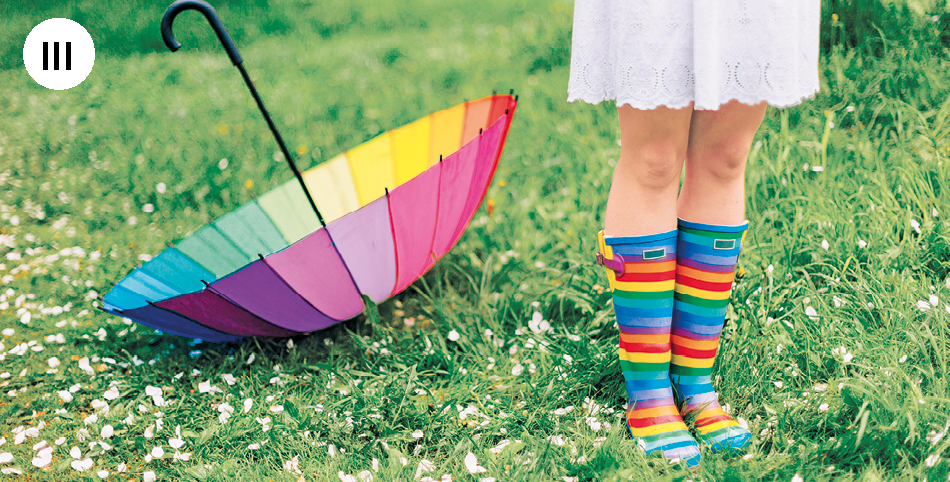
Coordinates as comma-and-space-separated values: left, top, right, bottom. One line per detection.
622, 141, 685, 190
691, 137, 752, 182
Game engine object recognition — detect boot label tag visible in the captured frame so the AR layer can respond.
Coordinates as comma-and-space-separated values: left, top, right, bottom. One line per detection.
714, 239, 736, 250
642, 248, 665, 260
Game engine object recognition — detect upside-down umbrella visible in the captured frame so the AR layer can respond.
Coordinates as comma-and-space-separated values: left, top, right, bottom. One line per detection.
100, 0, 518, 342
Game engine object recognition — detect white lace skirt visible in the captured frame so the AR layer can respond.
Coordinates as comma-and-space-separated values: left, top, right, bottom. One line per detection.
567, 0, 821, 110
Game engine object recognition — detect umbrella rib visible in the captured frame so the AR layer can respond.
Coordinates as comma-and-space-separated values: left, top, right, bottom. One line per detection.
234, 63, 326, 227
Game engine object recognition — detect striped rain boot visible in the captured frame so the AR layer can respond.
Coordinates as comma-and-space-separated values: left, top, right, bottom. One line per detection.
669, 219, 751, 452
597, 230, 701, 468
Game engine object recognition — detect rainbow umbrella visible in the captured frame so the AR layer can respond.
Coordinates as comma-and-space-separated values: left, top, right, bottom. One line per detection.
100, 0, 518, 342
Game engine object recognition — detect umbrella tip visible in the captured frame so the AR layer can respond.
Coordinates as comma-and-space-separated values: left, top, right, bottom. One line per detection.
439, 154, 443, 162
200, 279, 210, 287
479, 128, 483, 135
515, 95, 519, 102
384, 187, 389, 196
492, 89, 497, 95
509, 88, 514, 95
258, 253, 265, 261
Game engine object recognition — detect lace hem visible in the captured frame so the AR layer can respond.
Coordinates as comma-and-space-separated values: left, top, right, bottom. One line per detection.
567, 86, 820, 111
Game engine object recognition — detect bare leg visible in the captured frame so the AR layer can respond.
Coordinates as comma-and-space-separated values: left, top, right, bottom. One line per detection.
604, 103, 694, 236
676, 100, 768, 224
667, 100, 768, 453
600, 103, 702, 467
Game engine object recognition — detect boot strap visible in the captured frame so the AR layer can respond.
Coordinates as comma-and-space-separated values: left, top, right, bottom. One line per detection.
596, 252, 626, 276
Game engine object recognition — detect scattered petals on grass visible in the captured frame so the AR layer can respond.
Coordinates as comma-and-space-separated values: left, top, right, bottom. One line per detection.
448, 330, 460, 341
144, 470, 157, 482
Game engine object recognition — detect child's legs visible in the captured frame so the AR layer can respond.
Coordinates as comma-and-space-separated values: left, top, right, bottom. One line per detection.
676, 100, 768, 225
605, 103, 694, 237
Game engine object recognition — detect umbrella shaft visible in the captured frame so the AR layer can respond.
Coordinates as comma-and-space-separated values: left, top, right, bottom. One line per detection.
236, 63, 326, 227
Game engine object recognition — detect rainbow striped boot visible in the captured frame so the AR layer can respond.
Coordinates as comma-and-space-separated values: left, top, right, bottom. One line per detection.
597, 230, 701, 468
669, 219, 751, 452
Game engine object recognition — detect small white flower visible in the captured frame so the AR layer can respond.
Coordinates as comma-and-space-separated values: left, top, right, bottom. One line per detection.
101, 425, 114, 438
792, 474, 804, 482
448, 330, 460, 342
411, 430, 424, 440
151, 446, 164, 459
911, 219, 921, 234
805, 306, 818, 320
156, 182, 167, 194
269, 405, 284, 414
144, 470, 156, 482
774, 381, 783, 389
283, 455, 302, 474
528, 312, 551, 334
197, 381, 222, 393
143, 204, 154, 213
918, 300, 933, 312
58, 390, 73, 403
221, 374, 236, 385
218, 158, 229, 170
145, 386, 165, 407
78, 357, 94, 375
0, 452, 12, 464
821, 240, 829, 251
244, 398, 253, 413
511, 364, 524, 376
929, 294, 939, 307
858, 239, 867, 248
415, 459, 435, 479
925, 453, 940, 467
103, 386, 120, 400
832, 346, 854, 363
48, 357, 60, 368
819, 403, 829, 412
71, 458, 93, 472
31, 446, 52, 468
464, 452, 487, 474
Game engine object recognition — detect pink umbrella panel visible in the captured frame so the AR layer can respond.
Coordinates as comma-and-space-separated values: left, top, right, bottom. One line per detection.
102, 94, 518, 342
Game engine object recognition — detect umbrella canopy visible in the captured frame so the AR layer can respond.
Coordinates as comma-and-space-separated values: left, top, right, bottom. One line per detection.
102, 94, 518, 342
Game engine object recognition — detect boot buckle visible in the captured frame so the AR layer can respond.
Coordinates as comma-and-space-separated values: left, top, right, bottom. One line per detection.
596, 252, 626, 277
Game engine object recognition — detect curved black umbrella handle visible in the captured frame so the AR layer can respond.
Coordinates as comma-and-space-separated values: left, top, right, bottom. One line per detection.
161, 0, 243, 65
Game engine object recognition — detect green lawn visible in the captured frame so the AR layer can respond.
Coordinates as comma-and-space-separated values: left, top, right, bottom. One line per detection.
1, 0, 950, 480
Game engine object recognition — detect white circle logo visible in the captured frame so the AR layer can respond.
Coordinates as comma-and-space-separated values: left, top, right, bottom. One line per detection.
23, 18, 95, 90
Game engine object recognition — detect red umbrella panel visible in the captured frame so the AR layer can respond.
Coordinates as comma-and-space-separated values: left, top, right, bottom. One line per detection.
102, 94, 518, 342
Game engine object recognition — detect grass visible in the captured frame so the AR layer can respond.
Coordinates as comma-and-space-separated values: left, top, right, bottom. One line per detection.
1, 0, 950, 480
